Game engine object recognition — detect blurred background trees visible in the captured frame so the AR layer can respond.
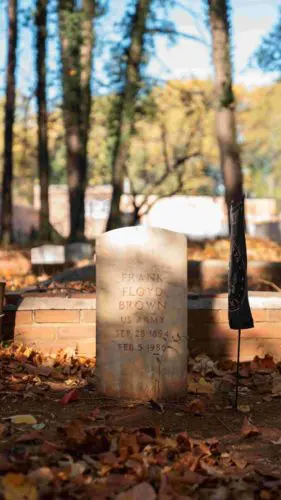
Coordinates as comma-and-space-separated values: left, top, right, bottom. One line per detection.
0, 0, 281, 243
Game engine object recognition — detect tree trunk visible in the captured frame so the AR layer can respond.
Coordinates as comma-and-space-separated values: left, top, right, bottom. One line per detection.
106, 0, 152, 231
1, 0, 18, 245
36, 0, 51, 242
59, 0, 94, 242
207, 0, 243, 230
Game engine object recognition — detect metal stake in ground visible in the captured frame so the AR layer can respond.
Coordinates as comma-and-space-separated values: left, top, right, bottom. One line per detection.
228, 196, 254, 411
234, 328, 241, 409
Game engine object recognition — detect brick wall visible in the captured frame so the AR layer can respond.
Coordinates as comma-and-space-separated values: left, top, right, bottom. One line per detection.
3, 292, 281, 362
3, 296, 96, 358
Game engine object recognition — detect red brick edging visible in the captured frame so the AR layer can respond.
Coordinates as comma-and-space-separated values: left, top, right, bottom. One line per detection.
2, 292, 281, 361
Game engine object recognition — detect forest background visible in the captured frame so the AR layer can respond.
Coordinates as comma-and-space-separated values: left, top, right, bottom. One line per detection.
1, 0, 281, 243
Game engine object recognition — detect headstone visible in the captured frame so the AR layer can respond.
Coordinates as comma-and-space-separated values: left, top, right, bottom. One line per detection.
31, 245, 65, 265
96, 226, 187, 400
65, 242, 93, 263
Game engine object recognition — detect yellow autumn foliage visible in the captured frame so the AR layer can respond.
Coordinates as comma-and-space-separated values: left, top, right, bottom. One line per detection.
0, 80, 281, 202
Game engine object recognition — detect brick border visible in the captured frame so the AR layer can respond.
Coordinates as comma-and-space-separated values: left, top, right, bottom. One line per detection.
2, 295, 96, 358
3, 292, 281, 361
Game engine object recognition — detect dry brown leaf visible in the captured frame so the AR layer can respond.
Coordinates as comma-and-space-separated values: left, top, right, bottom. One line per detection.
168, 469, 206, 486
251, 355, 276, 373
16, 431, 43, 443
116, 482, 156, 500
241, 417, 261, 438
230, 452, 248, 469
119, 432, 139, 454
186, 398, 206, 415
28, 467, 54, 487
63, 420, 87, 444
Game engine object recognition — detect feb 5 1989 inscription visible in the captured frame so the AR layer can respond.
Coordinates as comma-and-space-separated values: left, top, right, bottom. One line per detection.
96, 226, 187, 400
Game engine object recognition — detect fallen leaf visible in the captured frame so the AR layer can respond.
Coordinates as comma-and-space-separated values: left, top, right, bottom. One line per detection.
231, 452, 248, 469
2, 473, 38, 500
199, 460, 224, 477
35, 366, 52, 377
186, 398, 206, 415
59, 461, 86, 479
168, 469, 206, 485
9, 415, 37, 425
263, 395, 272, 402
241, 417, 260, 438
238, 404, 251, 413
259, 490, 272, 500
9, 383, 26, 392
99, 451, 118, 466
50, 370, 65, 380
190, 354, 218, 377
16, 431, 43, 443
63, 420, 86, 444
119, 432, 139, 455
176, 432, 191, 452
65, 378, 76, 385
59, 388, 79, 405
40, 440, 64, 454
271, 437, 281, 445
28, 467, 54, 487
251, 355, 276, 373
116, 482, 156, 500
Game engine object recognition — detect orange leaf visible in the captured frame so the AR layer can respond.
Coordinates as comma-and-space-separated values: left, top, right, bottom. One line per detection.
59, 389, 79, 405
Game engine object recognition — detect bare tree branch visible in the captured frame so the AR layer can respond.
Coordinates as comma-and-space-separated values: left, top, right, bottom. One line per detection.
146, 27, 207, 46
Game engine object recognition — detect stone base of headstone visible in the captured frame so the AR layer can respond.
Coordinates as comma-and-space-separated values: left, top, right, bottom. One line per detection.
96, 226, 187, 400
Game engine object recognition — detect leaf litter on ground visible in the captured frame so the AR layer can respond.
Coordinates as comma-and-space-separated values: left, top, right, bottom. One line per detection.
0, 344, 280, 497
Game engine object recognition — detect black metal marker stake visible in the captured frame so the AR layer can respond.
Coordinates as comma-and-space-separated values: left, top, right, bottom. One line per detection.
234, 328, 241, 410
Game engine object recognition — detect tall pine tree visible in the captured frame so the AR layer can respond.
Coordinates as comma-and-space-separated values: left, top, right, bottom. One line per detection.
35, 0, 51, 242
207, 0, 243, 229
59, 0, 97, 241
1, 0, 18, 245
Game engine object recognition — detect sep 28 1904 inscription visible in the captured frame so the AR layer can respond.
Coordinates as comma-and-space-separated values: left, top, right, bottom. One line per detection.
96, 226, 187, 400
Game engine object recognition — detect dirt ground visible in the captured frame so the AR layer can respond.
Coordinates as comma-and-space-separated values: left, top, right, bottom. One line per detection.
1, 346, 281, 498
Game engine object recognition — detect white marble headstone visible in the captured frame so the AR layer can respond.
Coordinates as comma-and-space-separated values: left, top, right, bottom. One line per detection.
96, 226, 187, 400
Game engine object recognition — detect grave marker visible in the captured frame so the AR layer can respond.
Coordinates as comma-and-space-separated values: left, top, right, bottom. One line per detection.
96, 226, 187, 399
31, 245, 65, 265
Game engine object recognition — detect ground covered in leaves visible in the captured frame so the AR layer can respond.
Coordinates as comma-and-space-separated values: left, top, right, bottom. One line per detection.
188, 236, 281, 262
1, 237, 281, 292
1, 345, 281, 498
